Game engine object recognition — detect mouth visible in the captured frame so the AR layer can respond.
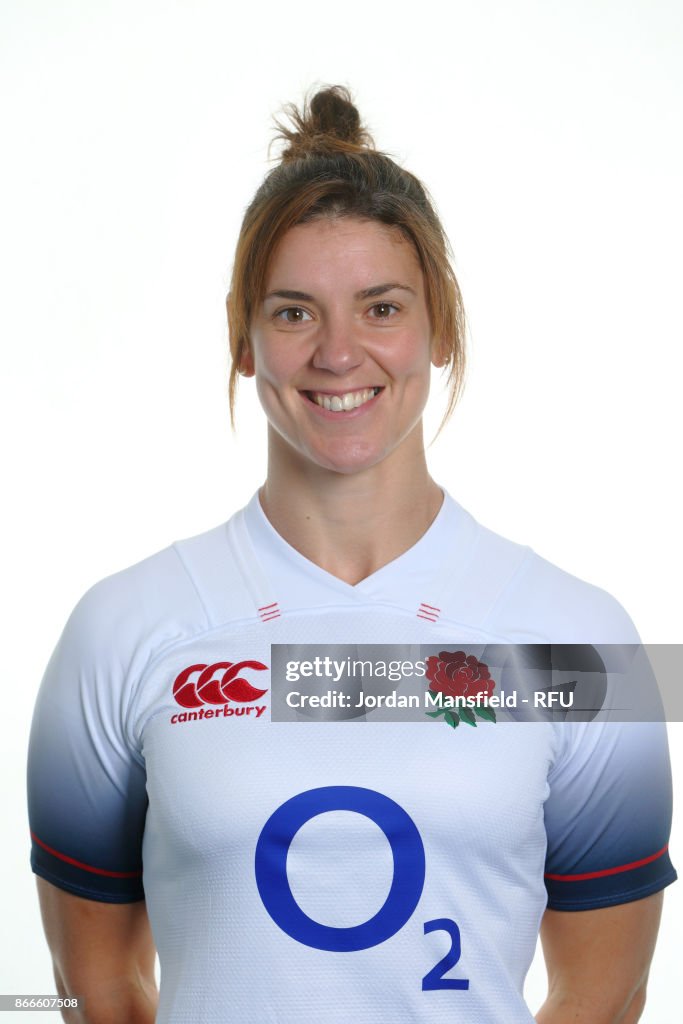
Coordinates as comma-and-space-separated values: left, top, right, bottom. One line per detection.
302, 387, 383, 413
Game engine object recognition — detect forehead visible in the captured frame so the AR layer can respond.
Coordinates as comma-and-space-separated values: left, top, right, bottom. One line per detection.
263, 217, 422, 292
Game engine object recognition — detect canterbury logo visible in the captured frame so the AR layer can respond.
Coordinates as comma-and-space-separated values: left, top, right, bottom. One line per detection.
172, 661, 268, 708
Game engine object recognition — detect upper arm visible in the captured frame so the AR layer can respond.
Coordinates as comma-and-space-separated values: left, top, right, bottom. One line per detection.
28, 585, 156, 1019
537, 644, 676, 1021
537, 892, 664, 1022
37, 877, 157, 1004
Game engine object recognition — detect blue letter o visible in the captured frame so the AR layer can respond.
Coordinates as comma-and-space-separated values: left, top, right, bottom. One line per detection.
254, 786, 425, 951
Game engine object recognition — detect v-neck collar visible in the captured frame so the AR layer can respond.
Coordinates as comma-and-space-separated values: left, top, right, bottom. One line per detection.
241, 486, 476, 612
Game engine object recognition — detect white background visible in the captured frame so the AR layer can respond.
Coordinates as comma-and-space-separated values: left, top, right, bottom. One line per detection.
1, 0, 681, 1018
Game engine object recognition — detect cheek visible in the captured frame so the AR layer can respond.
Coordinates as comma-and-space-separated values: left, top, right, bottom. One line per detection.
251, 336, 296, 387
377, 330, 433, 379
252, 345, 308, 426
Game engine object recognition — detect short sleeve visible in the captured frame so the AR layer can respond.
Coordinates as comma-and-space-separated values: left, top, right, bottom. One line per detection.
27, 582, 148, 903
501, 561, 679, 909
543, 713, 677, 910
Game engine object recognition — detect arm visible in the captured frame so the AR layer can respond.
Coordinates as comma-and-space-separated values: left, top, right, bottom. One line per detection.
37, 878, 158, 1024
535, 891, 663, 1024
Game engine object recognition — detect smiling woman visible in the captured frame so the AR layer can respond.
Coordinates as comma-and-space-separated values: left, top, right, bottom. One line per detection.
27, 85, 676, 1024
247, 219, 437, 466
226, 86, 465, 431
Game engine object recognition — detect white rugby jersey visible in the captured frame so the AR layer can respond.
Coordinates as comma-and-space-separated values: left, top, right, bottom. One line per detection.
28, 490, 676, 1023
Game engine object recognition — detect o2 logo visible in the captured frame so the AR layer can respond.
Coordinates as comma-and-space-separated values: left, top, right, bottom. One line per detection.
254, 786, 469, 991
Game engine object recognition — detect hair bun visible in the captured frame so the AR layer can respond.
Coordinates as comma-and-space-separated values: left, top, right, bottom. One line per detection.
274, 85, 374, 162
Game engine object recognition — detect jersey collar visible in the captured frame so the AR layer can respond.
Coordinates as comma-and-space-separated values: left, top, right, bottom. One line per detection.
240, 487, 479, 615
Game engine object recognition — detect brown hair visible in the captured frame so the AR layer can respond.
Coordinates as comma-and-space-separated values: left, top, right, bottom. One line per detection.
227, 85, 466, 430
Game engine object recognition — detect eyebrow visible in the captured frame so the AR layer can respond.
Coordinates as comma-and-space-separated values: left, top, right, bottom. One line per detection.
263, 283, 416, 302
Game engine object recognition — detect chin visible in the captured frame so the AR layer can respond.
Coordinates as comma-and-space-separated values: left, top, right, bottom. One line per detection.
304, 439, 388, 476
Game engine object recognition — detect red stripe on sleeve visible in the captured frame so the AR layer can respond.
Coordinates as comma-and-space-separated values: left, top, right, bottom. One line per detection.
545, 844, 669, 882
31, 831, 143, 879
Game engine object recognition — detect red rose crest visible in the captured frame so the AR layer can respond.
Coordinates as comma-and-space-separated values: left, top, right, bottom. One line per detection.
425, 650, 497, 730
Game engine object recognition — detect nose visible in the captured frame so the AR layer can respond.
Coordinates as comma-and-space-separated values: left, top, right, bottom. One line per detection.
311, 315, 364, 375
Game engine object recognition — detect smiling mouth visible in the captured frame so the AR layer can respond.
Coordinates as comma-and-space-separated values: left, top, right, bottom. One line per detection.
303, 387, 383, 412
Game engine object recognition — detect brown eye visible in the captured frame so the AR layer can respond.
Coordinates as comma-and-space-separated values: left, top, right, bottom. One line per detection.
276, 307, 312, 323
370, 302, 399, 319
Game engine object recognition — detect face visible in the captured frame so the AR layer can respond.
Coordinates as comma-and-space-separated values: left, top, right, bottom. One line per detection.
243, 217, 445, 477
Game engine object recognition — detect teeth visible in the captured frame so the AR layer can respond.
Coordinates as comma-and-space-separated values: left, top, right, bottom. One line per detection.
311, 388, 380, 412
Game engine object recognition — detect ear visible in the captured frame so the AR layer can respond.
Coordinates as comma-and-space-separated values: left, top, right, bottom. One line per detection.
239, 344, 255, 378
430, 337, 448, 369
227, 292, 256, 378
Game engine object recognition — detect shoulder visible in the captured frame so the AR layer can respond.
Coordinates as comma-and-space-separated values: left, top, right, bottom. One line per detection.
55, 517, 244, 676
462, 508, 640, 644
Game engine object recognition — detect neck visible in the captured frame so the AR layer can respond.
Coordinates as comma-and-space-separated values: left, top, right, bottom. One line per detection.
259, 427, 444, 585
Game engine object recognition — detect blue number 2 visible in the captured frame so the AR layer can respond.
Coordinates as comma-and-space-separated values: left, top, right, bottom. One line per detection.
422, 918, 470, 990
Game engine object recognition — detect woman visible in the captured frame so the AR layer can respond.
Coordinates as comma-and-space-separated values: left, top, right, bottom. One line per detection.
28, 86, 675, 1023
